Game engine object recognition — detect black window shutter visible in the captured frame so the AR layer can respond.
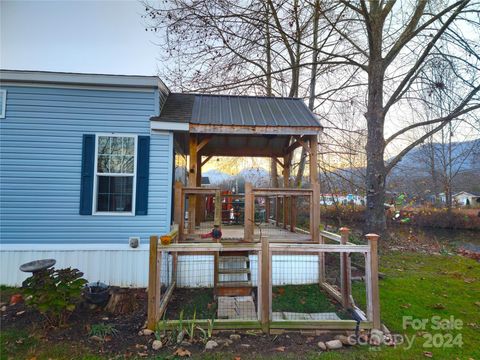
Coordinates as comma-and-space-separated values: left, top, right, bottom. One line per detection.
136, 136, 150, 215
79, 134, 95, 215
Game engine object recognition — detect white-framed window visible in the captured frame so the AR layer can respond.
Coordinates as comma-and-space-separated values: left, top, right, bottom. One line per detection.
93, 134, 137, 215
0, 90, 6, 119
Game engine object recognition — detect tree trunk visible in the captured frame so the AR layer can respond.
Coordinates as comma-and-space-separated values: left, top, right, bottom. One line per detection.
365, 43, 387, 234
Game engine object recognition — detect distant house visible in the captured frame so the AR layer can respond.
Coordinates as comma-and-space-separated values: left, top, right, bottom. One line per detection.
320, 193, 365, 206
453, 191, 480, 206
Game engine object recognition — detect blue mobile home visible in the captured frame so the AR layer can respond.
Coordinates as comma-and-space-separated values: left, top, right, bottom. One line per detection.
0, 69, 324, 288
0, 70, 174, 286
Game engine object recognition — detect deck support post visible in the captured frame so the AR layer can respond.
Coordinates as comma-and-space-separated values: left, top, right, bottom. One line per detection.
188, 135, 198, 233
244, 182, 254, 241
195, 151, 203, 226
260, 236, 271, 333
147, 235, 161, 330
340, 227, 352, 309
366, 233, 381, 329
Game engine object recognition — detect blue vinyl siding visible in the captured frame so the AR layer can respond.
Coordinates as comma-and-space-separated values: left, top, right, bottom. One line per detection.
0, 85, 172, 245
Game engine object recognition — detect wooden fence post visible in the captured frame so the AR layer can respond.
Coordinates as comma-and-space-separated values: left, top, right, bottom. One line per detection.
339, 227, 352, 309
214, 190, 222, 227
260, 236, 271, 333
244, 182, 254, 241
366, 233, 381, 329
174, 182, 184, 241
147, 235, 161, 330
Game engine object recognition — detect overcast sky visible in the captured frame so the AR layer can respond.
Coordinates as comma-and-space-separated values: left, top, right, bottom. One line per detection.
1, 0, 160, 76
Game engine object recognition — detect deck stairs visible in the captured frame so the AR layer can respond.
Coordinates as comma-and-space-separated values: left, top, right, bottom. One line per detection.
215, 251, 253, 297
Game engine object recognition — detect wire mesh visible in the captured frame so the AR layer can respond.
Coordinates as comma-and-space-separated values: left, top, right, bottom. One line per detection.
160, 251, 259, 322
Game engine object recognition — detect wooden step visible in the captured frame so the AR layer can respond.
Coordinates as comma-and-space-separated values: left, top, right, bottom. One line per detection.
219, 256, 249, 262
218, 268, 251, 275
218, 280, 252, 287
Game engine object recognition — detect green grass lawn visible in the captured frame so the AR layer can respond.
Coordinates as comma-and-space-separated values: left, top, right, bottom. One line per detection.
1, 252, 479, 359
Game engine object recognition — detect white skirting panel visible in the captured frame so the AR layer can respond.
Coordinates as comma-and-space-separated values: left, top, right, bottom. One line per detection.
0, 247, 151, 287
1, 248, 320, 288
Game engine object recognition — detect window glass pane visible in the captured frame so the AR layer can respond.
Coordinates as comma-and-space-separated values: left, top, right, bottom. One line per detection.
123, 137, 135, 155
110, 137, 123, 155
123, 156, 134, 173
97, 155, 110, 173
96, 176, 133, 212
98, 137, 110, 155
109, 156, 123, 173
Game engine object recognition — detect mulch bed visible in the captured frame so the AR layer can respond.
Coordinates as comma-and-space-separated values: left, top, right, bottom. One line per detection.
1, 287, 349, 358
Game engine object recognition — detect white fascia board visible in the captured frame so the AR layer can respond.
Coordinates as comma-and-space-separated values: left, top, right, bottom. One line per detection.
0, 69, 163, 89
151, 120, 189, 132
0, 243, 150, 251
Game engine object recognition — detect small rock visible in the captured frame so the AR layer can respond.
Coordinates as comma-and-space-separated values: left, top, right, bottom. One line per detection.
240, 343, 251, 348
317, 341, 326, 351
369, 329, 384, 346
0, 306, 6, 312
15, 311, 25, 316
205, 340, 218, 350
229, 334, 241, 341
138, 329, 154, 336
180, 340, 191, 347
152, 340, 163, 350
88, 304, 97, 310
102, 317, 109, 321
90, 335, 103, 342
335, 335, 353, 346
325, 339, 343, 350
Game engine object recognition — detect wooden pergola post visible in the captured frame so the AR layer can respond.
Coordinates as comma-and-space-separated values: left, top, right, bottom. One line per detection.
195, 152, 203, 226
174, 181, 184, 241
244, 182, 254, 241
282, 154, 291, 229
188, 136, 197, 233
309, 135, 324, 282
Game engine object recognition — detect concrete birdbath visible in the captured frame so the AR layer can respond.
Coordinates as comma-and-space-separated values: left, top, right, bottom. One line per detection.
19, 259, 56, 274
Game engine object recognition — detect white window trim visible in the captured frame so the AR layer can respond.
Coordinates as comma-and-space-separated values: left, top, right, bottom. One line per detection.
92, 133, 137, 216
0, 90, 6, 119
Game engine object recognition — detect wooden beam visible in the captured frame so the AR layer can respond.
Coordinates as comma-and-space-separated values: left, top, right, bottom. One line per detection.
270, 320, 373, 330
244, 182, 254, 242
157, 319, 262, 330
196, 136, 212, 153
147, 235, 160, 330
273, 157, 284, 168
190, 123, 322, 135
157, 281, 176, 322
201, 155, 213, 167
293, 135, 312, 155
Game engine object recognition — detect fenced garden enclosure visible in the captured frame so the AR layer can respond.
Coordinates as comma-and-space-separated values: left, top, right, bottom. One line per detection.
146, 182, 381, 334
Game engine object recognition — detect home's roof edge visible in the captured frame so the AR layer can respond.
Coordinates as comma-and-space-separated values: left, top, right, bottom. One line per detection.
0, 69, 169, 92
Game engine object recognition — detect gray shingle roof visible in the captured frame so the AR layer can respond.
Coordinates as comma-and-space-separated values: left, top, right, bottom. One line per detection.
152, 93, 320, 128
